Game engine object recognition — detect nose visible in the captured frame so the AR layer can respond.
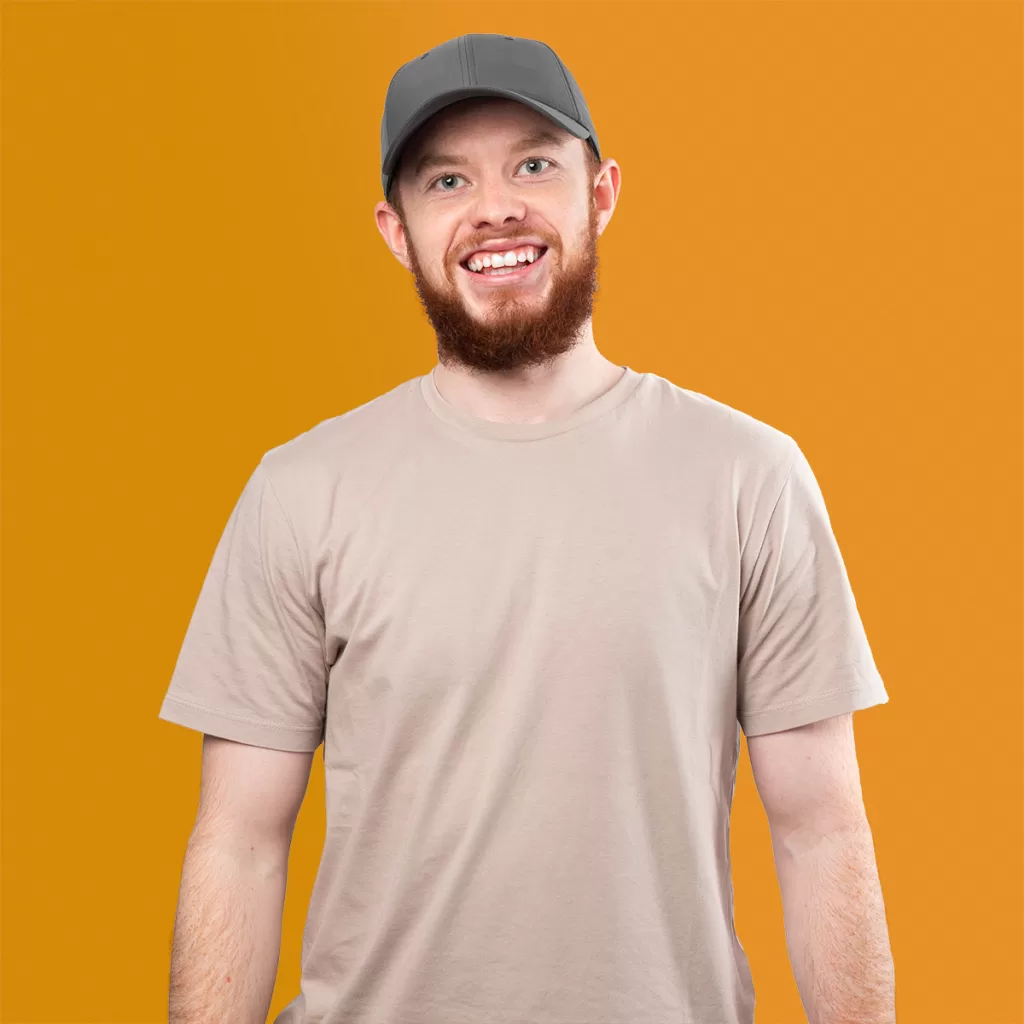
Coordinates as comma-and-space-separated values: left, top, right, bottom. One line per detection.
467, 175, 528, 232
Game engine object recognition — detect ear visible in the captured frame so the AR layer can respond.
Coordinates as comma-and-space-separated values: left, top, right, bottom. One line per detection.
374, 200, 411, 271
592, 159, 621, 238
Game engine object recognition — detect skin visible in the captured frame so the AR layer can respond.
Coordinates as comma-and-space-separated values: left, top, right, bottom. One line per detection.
749, 713, 895, 1023
375, 96, 625, 424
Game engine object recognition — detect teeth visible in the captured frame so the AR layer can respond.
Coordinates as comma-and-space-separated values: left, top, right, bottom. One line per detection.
466, 245, 543, 273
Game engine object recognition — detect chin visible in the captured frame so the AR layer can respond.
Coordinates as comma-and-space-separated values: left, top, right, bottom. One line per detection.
465, 284, 550, 311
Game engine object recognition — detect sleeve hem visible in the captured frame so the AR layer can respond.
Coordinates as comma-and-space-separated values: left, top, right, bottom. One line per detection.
739, 671, 889, 738
158, 694, 322, 752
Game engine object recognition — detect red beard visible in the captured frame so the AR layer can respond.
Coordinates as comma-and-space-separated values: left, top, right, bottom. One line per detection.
405, 202, 600, 374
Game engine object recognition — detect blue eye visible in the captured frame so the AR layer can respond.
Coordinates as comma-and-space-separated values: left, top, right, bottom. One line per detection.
519, 157, 551, 175
432, 173, 465, 192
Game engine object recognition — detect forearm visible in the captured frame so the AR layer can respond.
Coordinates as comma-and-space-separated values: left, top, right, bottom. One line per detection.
168, 833, 290, 1023
772, 822, 896, 1024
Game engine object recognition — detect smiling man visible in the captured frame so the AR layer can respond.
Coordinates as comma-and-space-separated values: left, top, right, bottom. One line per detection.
376, 95, 611, 386
159, 32, 895, 1024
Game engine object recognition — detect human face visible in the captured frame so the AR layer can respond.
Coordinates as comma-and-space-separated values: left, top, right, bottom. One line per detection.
376, 98, 616, 373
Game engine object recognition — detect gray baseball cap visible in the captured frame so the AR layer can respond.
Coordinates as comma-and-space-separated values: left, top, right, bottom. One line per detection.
380, 33, 601, 200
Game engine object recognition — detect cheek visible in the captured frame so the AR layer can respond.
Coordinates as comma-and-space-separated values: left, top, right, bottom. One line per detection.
416, 244, 453, 283
403, 218, 449, 269
534, 208, 583, 258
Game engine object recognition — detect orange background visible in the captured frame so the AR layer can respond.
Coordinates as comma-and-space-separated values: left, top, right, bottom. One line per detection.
2, 2, 1020, 1022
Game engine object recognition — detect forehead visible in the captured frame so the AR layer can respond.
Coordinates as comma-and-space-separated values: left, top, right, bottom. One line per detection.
401, 97, 574, 166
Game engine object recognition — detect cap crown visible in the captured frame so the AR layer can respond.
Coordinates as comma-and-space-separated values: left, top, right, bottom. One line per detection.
380, 33, 600, 198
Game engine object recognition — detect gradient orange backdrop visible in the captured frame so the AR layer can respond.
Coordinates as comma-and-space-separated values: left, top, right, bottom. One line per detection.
2, 2, 1021, 1022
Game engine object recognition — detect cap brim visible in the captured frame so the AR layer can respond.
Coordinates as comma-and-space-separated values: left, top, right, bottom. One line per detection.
382, 87, 592, 197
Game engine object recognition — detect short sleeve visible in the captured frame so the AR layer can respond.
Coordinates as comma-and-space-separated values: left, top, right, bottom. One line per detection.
737, 441, 889, 737
158, 459, 328, 751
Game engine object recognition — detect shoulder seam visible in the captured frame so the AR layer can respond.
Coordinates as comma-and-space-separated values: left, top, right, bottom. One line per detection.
255, 459, 330, 679
738, 438, 801, 609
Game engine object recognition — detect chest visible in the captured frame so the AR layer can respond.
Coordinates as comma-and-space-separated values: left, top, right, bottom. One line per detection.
323, 446, 738, 687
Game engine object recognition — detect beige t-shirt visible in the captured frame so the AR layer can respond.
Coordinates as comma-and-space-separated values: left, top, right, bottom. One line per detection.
158, 365, 889, 1024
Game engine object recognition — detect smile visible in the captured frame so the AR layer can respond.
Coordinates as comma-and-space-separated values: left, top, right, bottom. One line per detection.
459, 246, 549, 285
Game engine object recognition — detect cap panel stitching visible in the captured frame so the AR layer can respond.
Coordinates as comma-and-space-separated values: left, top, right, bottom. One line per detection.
467, 34, 477, 85
381, 64, 405, 157
542, 41, 581, 121
458, 36, 469, 87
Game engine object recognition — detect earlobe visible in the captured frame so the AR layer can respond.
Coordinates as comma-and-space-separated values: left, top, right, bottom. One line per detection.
593, 159, 620, 236
374, 201, 411, 269
392, 225, 411, 271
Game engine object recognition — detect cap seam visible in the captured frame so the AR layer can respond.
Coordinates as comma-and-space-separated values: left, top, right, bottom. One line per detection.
543, 40, 581, 120
458, 36, 466, 84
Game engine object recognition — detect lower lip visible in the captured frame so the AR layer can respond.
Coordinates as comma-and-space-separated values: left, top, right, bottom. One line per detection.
460, 249, 548, 286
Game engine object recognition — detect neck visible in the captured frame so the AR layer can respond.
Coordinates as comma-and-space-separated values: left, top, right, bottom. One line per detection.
432, 326, 624, 425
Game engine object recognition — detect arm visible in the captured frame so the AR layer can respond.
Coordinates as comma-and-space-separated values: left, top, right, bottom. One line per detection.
168, 734, 315, 1024
747, 712, 895, 1024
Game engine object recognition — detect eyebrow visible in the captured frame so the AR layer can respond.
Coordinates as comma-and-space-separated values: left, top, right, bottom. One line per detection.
410, 129, 568, 181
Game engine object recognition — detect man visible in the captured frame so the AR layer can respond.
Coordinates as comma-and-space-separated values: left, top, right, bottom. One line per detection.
159, 33, 895, 1024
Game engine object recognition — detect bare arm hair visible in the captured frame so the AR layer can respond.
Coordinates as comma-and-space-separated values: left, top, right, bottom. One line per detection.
167, 735, 316, 1023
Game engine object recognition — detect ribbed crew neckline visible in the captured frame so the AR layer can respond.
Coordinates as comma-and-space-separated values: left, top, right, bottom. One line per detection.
418, 364, 646, 441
